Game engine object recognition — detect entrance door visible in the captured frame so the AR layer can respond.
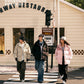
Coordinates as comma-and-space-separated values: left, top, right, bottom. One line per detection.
25, 28, 34, 49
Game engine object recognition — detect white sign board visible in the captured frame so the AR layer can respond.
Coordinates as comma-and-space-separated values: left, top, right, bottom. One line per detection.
44, 36, 53, 46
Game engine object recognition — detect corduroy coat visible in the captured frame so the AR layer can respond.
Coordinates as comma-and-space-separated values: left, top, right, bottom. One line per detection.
14, 41, 31, 62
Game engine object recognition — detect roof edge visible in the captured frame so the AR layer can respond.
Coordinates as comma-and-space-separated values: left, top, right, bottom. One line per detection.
60, 0, 84, 13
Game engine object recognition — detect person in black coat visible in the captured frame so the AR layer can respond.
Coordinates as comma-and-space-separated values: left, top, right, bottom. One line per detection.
32, 34, 48, 83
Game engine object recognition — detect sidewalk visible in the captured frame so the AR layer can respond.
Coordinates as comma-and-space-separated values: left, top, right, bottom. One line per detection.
0, 66, 58, 74
67, 67, 84, 84
0, 66, 78, 74
0, 66, 84, 84
57, 67, 84, 84
0, 55, 84, 84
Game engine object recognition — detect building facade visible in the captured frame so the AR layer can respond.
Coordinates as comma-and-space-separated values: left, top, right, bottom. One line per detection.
0, 0, 84, 67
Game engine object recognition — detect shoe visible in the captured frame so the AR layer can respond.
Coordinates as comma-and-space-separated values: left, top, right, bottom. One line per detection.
21, 80, 25, 82
59, 75, 63, 79
63, 80, 66, 84
38, 81, 43, 83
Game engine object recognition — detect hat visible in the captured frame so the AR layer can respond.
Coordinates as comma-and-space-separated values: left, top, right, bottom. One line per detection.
61, 36, 66, 41
38, 34, 44, 37
19, 36, 25, 41
60, 36, 70, 45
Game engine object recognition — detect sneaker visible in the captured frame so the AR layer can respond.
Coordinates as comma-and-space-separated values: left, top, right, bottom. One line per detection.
59, 75, 63, 79
38, 81, 43, 83
21, 80, 25, 82
63, 80, 66, 84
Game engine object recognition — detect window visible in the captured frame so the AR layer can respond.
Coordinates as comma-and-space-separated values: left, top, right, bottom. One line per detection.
60, 28, 65, 38
13, 28, 34, 50
55, 28, 65, 46
5, 0, 26, 5
0, 29, 4, 54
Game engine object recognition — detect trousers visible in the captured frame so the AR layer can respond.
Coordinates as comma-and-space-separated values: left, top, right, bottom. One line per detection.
35, 60, 44, 82
58, 64, 68, 81
17, 60, 26, 80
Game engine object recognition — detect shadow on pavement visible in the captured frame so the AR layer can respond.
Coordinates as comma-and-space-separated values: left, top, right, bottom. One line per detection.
68, 67, 84, 80
0, 80, 6, 84
5, 80, 37, 82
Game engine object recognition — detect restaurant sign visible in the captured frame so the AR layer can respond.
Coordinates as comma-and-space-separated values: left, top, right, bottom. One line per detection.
42, 28, 53, 36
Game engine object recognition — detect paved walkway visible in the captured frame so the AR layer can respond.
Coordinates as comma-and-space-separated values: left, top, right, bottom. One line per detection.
66, 67, 84, 84
4, 71, 58, 84
0, 66, 84, 84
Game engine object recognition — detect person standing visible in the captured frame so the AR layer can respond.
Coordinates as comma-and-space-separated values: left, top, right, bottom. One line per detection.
14, 36, 31, 82
55, 36, 73, 84
32, 34, 48, 83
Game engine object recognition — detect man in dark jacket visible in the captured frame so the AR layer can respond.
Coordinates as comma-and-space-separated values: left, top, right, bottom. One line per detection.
32, 34, 48, 83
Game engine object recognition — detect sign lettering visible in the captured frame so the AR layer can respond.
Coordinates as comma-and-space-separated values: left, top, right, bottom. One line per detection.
0, 8, 3, 13
42, 28, 53, 36
0, 2, 47, 13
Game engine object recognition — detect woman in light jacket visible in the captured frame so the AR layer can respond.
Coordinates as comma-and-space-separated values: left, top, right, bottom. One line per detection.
55, 36, 73, 84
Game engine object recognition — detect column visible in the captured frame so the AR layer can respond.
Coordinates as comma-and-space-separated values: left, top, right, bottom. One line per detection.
57, 0, 60, 45
34, 27, 42, 43
4, 26, 13, 56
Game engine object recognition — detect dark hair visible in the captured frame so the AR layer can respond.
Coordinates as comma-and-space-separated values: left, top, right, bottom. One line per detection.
60, 40, 70, 46
19, 36, 25, 41
38, 34, 44, 37
64, 41, 70, 46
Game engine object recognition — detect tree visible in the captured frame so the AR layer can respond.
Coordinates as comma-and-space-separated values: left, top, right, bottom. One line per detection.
65, 0, 84, 9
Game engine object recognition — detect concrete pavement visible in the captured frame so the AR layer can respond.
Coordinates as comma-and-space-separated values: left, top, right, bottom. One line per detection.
0, 66, 84, 84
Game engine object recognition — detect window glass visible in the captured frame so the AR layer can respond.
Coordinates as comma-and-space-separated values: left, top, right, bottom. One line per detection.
55, 28, 65, 45
60, 28, 65, 38
0, 29, 4, 54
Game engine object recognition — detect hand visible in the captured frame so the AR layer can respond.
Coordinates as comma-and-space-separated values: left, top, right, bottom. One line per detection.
15, 58, 17, 61
27, 59, 29, 61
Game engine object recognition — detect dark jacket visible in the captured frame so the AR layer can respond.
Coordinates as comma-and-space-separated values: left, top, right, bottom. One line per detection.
32, 40, 49, 61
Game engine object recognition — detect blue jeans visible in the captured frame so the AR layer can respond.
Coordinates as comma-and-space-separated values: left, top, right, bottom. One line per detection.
35, 60, 44, 82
